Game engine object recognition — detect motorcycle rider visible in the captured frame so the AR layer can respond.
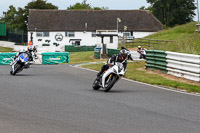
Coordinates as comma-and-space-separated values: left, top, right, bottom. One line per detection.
137, 45, 146, 59
121, 46, 129, 51
27, 46, 38, 61
96, 48, 133, 81
27, 46, 34, 61
32, 46, 38, 59
13, 47, 34, 68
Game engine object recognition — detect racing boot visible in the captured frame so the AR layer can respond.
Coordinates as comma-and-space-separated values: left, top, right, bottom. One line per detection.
96, 72, 102, 82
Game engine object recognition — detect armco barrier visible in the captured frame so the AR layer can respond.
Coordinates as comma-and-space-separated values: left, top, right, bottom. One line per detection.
65, 45, 96, 52
166, 51, 200, 82
145, 50, 167, 73
146, 50, 200, 82
42, 52, 69, 64
107, 48, 120, 57
166, 51, 200, 64
0, 52, 17, 65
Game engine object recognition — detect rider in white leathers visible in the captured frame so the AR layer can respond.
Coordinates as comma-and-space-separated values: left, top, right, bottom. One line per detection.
96, 48, 133, 80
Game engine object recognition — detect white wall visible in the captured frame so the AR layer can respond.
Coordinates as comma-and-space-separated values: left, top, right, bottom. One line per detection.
118, 31, 156, 39
133, 32, 156, 38
96, 36, 118, 49
28, 31, 118, 52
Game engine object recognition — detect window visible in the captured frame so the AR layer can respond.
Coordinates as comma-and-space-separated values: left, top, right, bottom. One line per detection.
43, 32, 49, 37
71, 41, 80, 46
123, 32, 130, 37
68, 32, 75, 37
110, 36, 113, 43
36, 32, 42, 37
36, 32, 49, 37
75, 41, 80, 46
65, 32, 68, 37
92, 32, 96, 37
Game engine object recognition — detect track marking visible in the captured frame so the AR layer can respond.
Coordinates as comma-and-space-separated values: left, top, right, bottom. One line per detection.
122, 78, 200, 97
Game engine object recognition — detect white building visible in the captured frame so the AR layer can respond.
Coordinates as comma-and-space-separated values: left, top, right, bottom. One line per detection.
28, 9, 163, 52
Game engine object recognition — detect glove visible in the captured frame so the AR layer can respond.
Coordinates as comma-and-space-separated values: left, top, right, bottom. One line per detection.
108, 62, 114, 66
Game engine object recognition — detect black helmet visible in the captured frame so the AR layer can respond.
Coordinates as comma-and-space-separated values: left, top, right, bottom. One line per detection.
121, 46, 125, 49
120, 49, 128, 59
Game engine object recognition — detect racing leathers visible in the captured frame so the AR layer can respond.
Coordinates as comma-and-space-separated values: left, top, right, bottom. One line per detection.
137, 47, 146, 59
14, 50, 32, 68
97, 53, 133, 78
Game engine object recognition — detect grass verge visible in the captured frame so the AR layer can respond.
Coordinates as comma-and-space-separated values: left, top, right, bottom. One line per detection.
146, 22, 200, 55
0, 46, 13, 52
81, 61, 200, 93
120, 22, 200, 55
68, 51, 107, 64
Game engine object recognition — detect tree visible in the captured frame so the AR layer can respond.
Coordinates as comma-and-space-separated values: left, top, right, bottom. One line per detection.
1, 5, 18, 31
67, 0, 108, 10
22, 0, 58, 32
1, 0, 58, 32
146, 0, 196, 27
25, 0, 58, 10
67, 2, 92, 10
139, 6, 152, 12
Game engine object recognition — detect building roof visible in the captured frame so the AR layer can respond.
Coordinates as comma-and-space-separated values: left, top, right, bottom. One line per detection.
28, 9, 163, 32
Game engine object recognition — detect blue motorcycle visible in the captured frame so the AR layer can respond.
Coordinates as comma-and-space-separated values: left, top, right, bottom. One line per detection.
10, 52, 30, 75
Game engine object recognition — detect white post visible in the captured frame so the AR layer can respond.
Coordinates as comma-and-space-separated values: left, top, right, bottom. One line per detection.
197, 0, 199, 23
117, 18, 121, 34
117, 18, 119, 33
196, 0, 200, 32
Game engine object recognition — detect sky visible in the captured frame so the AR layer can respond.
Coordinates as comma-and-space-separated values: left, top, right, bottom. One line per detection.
0, 0, 199, 21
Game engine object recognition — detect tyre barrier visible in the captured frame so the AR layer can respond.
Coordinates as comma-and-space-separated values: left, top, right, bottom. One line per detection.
146, 50, 200, 82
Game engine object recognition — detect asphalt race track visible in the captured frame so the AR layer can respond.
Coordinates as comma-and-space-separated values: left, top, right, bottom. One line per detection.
0, 65, 200, 133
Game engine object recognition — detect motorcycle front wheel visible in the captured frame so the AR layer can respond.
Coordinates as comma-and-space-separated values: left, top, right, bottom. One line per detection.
104, 75, 117, 92
92, 78, 101, 90
10, 63, 21, 75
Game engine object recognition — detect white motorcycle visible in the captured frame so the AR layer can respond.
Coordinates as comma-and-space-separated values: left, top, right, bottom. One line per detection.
92, 62, 126, 92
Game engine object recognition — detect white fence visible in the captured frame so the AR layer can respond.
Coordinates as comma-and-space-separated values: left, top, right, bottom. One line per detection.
166, 52, 200, 82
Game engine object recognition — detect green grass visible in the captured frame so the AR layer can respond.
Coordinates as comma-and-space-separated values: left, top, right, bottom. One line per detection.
68, 51, 106, 64
123, 22, 200, 55
147, 22, 200, 54
82, 61, 200, 93
0, 46, 13, 52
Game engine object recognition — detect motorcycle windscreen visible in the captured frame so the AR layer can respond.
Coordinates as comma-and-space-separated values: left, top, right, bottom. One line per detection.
19, 53, 29, 62
116, 63, 124, 72
117, 63, 123, 69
